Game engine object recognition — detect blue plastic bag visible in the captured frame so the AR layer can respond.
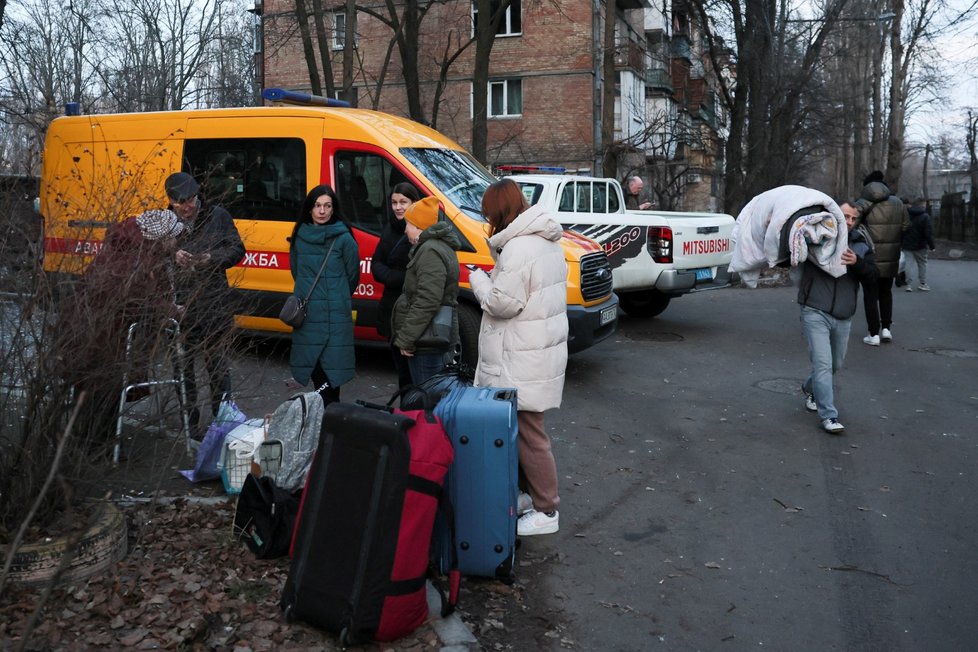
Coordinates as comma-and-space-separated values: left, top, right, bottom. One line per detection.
180, 399, 247, 482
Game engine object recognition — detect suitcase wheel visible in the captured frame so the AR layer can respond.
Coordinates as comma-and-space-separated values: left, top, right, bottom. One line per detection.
496, 553, 516, 586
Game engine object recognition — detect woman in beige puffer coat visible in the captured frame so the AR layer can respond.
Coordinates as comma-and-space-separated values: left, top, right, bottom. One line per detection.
469, 179, 568, 537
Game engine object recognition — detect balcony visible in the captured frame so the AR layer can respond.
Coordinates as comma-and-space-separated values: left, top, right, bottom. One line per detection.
671, 35, 692, 62
614, 42, 645, 72
645, 67, 673, 93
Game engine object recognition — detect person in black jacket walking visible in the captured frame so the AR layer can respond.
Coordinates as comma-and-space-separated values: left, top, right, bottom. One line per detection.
165, 172, 245, 431
799, 202, 879, 434
373, 182, 421, 388
902, 197, 936, 291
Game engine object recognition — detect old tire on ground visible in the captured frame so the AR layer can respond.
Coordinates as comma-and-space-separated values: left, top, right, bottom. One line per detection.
2, 502, 127, 587
457, 302, 481, 369
618, 290, 671, 318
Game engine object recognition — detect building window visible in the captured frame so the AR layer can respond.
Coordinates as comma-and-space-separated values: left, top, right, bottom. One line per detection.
489, 79, 522, 117
332, 11, 355, 50
472, 0, 522, 37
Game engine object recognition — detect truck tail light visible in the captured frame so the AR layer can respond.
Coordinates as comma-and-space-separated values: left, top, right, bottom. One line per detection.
647, 226, 673, 263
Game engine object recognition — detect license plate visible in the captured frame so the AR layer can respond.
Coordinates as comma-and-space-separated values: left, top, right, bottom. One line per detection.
694, 268, 713, 282
600, 306, 617, 326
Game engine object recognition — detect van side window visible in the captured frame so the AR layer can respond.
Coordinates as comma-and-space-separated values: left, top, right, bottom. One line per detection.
334, 151, 395, 236
183, 138, 305, 221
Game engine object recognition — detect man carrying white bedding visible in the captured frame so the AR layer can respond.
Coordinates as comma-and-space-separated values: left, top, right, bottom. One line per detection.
798, 202, 878, 434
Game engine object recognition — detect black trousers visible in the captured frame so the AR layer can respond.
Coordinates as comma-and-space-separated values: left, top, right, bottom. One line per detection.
862, 275, 894, 335
180, 325, 232, 427
311, 361, 341, 406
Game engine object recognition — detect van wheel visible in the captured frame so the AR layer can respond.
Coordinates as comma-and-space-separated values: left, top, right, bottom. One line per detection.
618, 290, 670, 318
457, 302, 481, 369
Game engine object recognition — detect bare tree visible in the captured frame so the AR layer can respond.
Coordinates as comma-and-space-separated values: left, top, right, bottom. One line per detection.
967, 110, 978, 217
471, 0, 514, 163
0, 0, 100, 171
691, 0, 853, 211
357, 0, 443, 122
620, 109, 708, 210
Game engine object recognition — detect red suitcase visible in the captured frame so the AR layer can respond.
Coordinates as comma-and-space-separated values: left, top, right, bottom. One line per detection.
281, 401, 455, 644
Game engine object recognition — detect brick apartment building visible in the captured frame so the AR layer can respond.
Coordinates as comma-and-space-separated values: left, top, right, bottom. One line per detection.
256, 0, 727, 211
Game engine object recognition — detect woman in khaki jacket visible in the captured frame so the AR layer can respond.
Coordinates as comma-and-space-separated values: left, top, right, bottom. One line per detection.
469, 179, 568, 537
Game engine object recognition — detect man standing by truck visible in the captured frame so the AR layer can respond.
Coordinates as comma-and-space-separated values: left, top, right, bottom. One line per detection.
165, 172, 245, 433
624, 176, 652, 210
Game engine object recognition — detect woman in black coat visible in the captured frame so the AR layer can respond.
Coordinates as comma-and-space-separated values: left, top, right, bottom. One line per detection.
373, 182, 420, 388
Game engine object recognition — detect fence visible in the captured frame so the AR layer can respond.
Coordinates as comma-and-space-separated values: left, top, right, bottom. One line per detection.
935, 192, 977, 244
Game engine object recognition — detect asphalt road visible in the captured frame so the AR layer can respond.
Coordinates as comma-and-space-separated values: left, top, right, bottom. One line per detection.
108, 257, 978, 650
513, 258, 978, 651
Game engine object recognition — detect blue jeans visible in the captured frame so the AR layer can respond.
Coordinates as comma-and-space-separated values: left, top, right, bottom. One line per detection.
800, 306, 851, 420
406, 352, 446, 386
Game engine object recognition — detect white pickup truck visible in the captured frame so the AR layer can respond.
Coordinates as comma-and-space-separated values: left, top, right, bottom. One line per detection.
509, 174, 735, 317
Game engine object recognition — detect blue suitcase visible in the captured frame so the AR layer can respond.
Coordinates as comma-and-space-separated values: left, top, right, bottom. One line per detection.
433, 385, 519, 582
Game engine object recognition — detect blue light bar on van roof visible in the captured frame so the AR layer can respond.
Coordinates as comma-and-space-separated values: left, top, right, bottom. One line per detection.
262, 88, 351, 108
497, 165, 566, 174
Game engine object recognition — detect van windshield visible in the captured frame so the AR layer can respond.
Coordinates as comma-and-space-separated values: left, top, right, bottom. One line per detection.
400, 148, 494, 222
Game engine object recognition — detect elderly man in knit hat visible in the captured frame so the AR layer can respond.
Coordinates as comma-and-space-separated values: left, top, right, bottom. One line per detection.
163, 171, 245, 434
390, 196, 462, 385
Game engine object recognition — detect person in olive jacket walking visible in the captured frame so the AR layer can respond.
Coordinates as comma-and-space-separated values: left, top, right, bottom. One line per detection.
391, 196, 460, 385
902, 197, 936, 291
373, 182, 421, 388
166, 172, 245, 429
289, 184, 360, 404
469, 179, 569, 537
854, 170, 910, 345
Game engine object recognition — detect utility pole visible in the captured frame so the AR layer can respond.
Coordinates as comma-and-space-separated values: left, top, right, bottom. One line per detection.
923, 143, 931, 214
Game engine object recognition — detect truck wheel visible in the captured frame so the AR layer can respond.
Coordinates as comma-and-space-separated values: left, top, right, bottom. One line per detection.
457, 302, 481, 369
618, 290, 670, 318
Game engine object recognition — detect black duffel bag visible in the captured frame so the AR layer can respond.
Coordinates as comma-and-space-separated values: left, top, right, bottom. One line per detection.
398, 363, 474, 411
233, 474, 302, 559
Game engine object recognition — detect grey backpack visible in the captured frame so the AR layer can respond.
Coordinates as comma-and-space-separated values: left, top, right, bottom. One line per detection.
265, 392, 325, 492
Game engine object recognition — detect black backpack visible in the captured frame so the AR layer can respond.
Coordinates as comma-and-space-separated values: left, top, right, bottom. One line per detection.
233, 474, 302, 559
398, 363, 474, 411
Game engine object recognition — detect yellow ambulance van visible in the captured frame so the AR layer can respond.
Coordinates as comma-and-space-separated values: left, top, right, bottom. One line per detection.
38, 91, 618, 364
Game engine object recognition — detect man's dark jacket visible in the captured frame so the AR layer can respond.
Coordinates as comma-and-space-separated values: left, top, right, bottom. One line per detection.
798, 225, 878, 320
172, 202, 245, 332
902, 206, 935, 252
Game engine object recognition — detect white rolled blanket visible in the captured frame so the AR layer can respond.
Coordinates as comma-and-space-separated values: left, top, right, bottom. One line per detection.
729, 185, 848, 286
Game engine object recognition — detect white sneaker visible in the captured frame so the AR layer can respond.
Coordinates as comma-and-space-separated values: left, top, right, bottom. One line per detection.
905, 286, 913, 292
822, 418, 845, 434
880, 328, 892, 342
517, 509, 559, 536
918, 284, 931, 291
517, 492, 534, 516
863, 334, 880, 346
805, 393, 817, 412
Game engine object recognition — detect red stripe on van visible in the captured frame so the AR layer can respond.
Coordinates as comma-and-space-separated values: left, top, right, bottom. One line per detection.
44, 237, 103, 256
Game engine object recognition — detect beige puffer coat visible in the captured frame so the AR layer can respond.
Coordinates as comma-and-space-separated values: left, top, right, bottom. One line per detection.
469, 204, 568, 412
